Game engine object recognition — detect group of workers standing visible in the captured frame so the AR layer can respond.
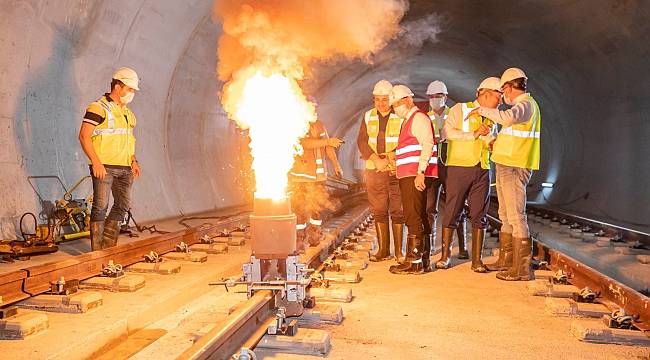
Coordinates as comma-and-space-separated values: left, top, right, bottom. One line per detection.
78, 66, 540, 283
356, 68, 541, 280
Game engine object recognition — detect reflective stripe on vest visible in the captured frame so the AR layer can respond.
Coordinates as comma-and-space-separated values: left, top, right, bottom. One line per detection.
364, 108, 402, 169
290, 121, 327, 181
446, 102, 491, 169
492, 95, 541, 170
395, 109, 438, 179
90, 97, 136, 166
427, 106, 449, 138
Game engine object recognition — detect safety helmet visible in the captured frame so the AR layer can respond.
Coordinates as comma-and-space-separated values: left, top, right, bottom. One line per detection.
389, 85, 414, 105
426, 80, 448, 95
477, 77, 502, 91
112, 67, 140, 91
372, 80, 393, 96
499, 67, 527, 88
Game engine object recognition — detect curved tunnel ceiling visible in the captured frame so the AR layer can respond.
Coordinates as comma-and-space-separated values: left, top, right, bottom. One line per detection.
0, 0, 648, 237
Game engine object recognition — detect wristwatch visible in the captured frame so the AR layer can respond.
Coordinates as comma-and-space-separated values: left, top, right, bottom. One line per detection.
417, 169, 424, 175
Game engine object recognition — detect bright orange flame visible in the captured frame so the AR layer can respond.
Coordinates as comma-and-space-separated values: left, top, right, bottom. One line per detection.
223, 68, 315, 200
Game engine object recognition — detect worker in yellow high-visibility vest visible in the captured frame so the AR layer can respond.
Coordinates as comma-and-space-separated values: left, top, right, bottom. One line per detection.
79, 67, 142, 251
435, 77, 501, 272
473, 67, 541, 281
357, 80, 405, 263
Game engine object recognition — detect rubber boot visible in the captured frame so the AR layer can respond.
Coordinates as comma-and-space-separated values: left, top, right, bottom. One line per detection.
90, 221, 104, 251
306, 224, 322, 247
103, 219, 120, 249
485, 232, 513, 271
457, 220, 468, 259
389, 234, 424, 275
295, 228, 306, 254
496, 237, 533, 281
422, 234, 432, 272
435, 228, 454, 269
392, 223, 405, 263
470, 228, 487, 273
370, 222, 390, 262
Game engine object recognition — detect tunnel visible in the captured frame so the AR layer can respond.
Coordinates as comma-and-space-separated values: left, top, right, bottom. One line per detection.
1, 0, 650, 358
1, 0, 648, 239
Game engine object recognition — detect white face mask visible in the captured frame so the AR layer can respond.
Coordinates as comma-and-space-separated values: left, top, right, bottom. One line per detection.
393, 104, 409, 118
429, 98, 445, 110
120, 92, 134, 104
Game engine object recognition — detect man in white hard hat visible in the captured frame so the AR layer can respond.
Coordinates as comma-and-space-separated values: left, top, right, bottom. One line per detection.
425, 80, 468, 262
357, 80, 405, 262
388, 85, 438, 274
472, 67, 541, 281
79, 67, 141, 251
436, 77, 501, 272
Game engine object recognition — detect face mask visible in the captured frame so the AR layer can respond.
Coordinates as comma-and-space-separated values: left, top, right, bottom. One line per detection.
394, 104, 408, 118
120, 91, 134, 104
429, 98, 445, 110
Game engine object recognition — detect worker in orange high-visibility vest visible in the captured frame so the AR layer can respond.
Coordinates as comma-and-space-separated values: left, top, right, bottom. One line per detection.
289, 118, 343, 253
388, 85, 438, 275
472, 67, 541, 281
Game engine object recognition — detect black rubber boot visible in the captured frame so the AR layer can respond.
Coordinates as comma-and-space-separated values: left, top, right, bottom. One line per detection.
370, 222, 390, 262
435, 228, 454, 269
295, 228, 306, 254
102, 219, 120, 249
485, 232, 513, 271
392, 223, 405, 263
422, 234, 432, 272
389, 235, 424, 275
496, 237, 533, 281
90, 221, 104, 251
457, 221, 468, 259
471, 228, 487, 273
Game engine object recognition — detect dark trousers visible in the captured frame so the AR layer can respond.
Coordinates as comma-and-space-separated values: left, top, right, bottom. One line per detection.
90, 167, 134, 222
399, 176, 433, 256
365, 170, 404, 224
441, 164, 490, 229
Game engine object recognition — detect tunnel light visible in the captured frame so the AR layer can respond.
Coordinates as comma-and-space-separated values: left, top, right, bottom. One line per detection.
541, 182, 554, 188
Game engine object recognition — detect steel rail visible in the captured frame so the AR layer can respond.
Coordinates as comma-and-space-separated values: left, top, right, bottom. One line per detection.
486, 213, 650, 333
0, 213, 249, 306
179, 201, 370, 359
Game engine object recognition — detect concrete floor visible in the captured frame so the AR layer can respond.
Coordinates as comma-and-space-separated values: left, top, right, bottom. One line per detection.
258, 256, 649, 360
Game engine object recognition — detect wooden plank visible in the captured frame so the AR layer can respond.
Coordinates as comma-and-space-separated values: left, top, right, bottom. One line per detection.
256, 328, 331, 356
527, 280, 579, 298
16, 291, 103, 313
323, 271, 360, 284
80, 275, 146, 292
570, 320, 650, 346
163, 252, 208, 263
333, 258, 367, 270
190, 243, 228, 254
126, 262, 181, 275
533, 270, 555, 280
308, 287, 352, 303
297, 304, 343, 326
0, 311, 49, 339
545, 298, 610, 318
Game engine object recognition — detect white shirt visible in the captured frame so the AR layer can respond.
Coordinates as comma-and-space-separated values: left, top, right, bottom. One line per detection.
405, 106, 435, 173
478, 93, 533, 127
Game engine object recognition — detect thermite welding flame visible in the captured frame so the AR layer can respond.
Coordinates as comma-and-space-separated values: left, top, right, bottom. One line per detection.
214, 0, 411, 200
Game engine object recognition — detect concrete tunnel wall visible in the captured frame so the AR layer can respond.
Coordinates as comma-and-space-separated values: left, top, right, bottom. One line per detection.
0, 0, 649, 238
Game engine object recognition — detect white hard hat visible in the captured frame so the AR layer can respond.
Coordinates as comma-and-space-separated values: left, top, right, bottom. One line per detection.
389, 85, 414, 105
477, 77, 502, 91
499, 67, 527, 88
113, 67, 140, 91
426, 80, 448, 95
372, 80, 393, 96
